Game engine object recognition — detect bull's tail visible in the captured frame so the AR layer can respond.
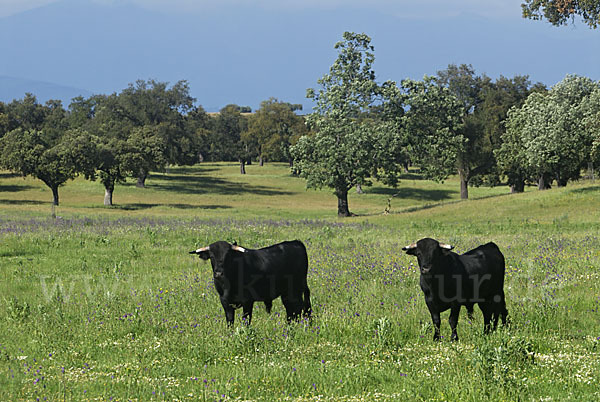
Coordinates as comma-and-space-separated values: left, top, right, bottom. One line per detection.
492, 291, 509, 329
303, 284, 312, 319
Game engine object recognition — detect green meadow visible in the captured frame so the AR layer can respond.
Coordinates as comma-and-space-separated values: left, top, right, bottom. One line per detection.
1, 163, 599, 401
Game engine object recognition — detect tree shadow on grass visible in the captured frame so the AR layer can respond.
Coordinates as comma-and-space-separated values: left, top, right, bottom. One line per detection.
167, 166, 220, 175
569, 185, 600, 194
356, 187, 515, 217
0, 184, 35, 192
0, 199, 46, 205
142, 173, 293, 196
114, 203, 232, 211
399, 172, 428, 181
365, 186, 456, 202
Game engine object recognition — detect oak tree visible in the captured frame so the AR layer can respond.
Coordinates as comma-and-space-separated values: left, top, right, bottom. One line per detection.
291, 32, 399, 217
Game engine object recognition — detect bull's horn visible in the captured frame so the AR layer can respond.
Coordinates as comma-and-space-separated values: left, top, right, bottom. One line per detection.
189, 246, 209, 254
439, 243, 454, 250
402, 243, 417, 251
231, 245, 247, 253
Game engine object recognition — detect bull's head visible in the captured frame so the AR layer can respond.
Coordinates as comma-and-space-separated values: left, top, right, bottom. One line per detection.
402, 238, 453, 274
189, 241, 247, 278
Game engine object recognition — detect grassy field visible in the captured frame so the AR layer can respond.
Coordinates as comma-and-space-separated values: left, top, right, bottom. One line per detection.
1, 163, 599, 401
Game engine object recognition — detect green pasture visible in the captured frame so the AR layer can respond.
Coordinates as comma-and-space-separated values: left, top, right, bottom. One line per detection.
1, 163, 599, 401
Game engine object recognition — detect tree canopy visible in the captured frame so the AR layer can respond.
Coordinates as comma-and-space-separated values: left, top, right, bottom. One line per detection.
497, 75, 599, 190
291, 32, 401, 217
522, 0, 600, 28
242, 98, 306, 166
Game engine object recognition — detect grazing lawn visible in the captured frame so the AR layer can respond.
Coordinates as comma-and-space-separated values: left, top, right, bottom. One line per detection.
1, 163, 599, 401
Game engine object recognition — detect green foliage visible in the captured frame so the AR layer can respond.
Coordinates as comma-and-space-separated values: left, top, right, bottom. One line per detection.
292, 32, 402, 216
435, 64, 498, 198
242, 98, 307, 164
212, 104, 250, 164
0, 124, 96, 205
580, 88, 600, 164
476, 75, 544, 187
94, 79, 197, 185
498, 75, 600, 189
522, 0, 600, 28
401, 77, 464, 182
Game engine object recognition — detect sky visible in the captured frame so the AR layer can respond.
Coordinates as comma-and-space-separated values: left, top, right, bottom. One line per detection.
0, 0, 598, 111
0, 0, 524, 18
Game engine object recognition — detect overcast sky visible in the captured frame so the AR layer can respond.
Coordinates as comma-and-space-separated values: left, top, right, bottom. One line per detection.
1, 0, 598, 110
0, 0, 524, 18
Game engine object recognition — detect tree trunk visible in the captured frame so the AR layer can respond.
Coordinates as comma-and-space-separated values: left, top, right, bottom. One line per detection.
356, 183, 363, 194
239, 159, 246, 174
556, 175, 568, 187
51, 185, 59, 206
588, 161, 595, 181
510, 179, 525, 194
136, 169, 147, 188
259, 155, 264, 167
289, 158, 294, 168
336, 188, 351, 217
104, 185, 114, 206
458, 168, 469, 200
538, 173, 551, 190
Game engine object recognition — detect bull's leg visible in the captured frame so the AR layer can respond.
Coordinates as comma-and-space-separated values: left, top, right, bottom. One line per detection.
303, 285, 312, 319
498, 291, 509, 326
429, 310, 442, 341
465, 303, 475, 321
500, 304, 509, 326
220, 298, 235, 327
282, 295, 303, 323
449, 305, 461, 341
491, 291, 509, 331
264, 300, 273, 314
242, 301, 254, 325
479, 301, 493, 334
492, 296, 501, 331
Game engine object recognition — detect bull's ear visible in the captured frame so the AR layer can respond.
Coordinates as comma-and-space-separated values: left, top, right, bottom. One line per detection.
402, 243, 417, 256
190, 246, 210, 260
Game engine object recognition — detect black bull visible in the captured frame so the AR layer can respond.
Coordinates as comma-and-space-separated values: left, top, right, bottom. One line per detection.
403, 238, 508, 341
190, 240, 312, 325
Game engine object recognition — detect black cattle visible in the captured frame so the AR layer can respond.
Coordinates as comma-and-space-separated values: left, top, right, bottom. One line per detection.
190, 240, 311, 326
403, 238, 508, 341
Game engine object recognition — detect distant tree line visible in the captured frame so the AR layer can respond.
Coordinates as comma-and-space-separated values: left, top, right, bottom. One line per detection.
1, 33, 599, 215
0, 81, 306, 206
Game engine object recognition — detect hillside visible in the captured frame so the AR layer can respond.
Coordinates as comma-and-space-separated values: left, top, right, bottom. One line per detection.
1, 162, 597, 226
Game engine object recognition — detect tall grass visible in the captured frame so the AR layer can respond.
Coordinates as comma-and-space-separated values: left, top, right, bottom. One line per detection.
0, 164, 599, 400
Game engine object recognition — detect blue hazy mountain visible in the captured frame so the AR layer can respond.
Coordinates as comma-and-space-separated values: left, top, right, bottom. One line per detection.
0, 0, 598, 111
0, 75, 93, 105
